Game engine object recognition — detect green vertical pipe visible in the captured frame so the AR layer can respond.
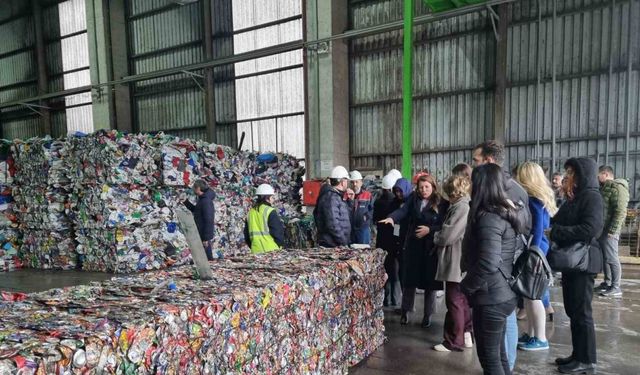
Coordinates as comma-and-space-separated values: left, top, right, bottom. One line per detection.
402, 0, 414, 179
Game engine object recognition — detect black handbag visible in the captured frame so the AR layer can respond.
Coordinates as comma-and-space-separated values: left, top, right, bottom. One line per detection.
547, 240, 592, 272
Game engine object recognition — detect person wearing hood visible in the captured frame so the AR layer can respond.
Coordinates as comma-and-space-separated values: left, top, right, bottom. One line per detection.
380, 174, 447, 328
391, 177, 413, 293
348, 170, 374, 245
550, 157, 604, 374
183, 179, 216, 260
244, 184, 285, 254
595, 165, 629, 298
314, 166, 352, 247
374, 174, 401, 306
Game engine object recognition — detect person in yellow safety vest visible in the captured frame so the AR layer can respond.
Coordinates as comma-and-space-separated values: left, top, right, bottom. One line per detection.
243, 184, 286, 254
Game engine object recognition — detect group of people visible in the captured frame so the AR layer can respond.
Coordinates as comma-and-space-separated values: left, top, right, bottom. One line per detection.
184, 138, 629, 375
314, 139, 630, 375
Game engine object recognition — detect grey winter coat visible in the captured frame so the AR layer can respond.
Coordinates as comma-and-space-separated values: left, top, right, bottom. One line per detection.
434, 196, 470, 283
314, 186, 352, 247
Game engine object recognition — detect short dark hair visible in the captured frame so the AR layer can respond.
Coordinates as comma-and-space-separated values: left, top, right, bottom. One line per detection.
474, 140, 505, 166
451, 163, 472, 179
599, 165, 615, 176
329, 178, 341, 187
194, 179, 208, 191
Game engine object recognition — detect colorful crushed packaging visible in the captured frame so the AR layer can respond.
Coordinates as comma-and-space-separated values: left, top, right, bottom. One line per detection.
0, 141, 19, 272
0, 247, 386, 374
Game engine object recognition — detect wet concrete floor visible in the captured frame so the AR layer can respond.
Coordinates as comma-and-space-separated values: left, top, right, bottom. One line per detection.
1, 267, 639, 374
351, 265, 640, 375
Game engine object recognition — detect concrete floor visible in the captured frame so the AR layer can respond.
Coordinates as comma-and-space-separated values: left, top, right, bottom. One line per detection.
351, 266, 640, 375
1, 267, 639, 374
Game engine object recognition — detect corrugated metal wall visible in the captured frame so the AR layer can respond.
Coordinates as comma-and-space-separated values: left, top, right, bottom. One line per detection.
349, 0, 640, 199
504, 0, 640, 199
0, 0, 93, 139
127, 0, 211, 140
350, 0, 495, 183
232, 0, 305, 158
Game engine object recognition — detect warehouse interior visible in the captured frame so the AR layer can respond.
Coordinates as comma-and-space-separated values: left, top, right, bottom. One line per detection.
1, 0, 640, 374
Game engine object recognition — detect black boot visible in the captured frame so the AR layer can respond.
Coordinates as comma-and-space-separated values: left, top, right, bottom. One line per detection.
555, 356, 574, 366
558, 361, 595, 374
421, 315, 432, 328
400, 310, 409, 325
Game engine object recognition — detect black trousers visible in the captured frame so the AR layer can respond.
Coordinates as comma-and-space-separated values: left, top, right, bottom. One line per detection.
562, 272, 597, 364
472, 298, 517, 375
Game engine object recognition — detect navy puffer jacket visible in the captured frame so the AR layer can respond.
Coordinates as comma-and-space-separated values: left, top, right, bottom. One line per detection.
314, 185, 352, 247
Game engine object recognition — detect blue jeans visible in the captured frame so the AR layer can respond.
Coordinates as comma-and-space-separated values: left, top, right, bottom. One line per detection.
352, 227, 371, 245
504, 310, 518, 371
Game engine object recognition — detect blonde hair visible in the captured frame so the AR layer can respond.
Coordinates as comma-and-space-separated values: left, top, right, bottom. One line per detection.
443, 175, 471, 201
515, 162, 558, 216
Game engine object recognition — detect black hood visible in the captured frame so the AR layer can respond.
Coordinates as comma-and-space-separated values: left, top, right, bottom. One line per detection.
201, 189, 216, 200
564, 157, 599, 193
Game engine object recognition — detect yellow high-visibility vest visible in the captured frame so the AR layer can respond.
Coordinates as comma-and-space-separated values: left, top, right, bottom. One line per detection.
248, 204, 280, 254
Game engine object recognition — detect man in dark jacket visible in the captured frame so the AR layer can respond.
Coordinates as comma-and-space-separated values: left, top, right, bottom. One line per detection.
314, 166, 352, 247
348, 170, 374, 245
374, 174, 400, 306
184, 179, 216, 260
550, 158, 603, 374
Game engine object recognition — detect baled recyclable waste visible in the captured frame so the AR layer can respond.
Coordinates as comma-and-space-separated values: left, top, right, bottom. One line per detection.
0, 247, 386, 374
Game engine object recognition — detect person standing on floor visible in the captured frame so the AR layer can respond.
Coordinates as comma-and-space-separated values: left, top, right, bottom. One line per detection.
348, 170, 374, 245
470, 140, 532, 372
595, 165, 629, 298
432, 174, 474, 352
374, 173, 401, 306
514, 162, 558, 352
461, 164, 526, 375
391, 177, 413, 293
552, 172, 565, 207
379, 174, 447, 328
183, 179, 216, 261
314, 166, 352, 248
551, 157, 603, 374
244, 184, 285, 254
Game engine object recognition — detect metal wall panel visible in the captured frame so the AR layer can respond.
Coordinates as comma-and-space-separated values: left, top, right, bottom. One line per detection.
2, 115, 40, 140
135, 87, 205, 133
503, 0, 640, 200
349, 1, 495, 174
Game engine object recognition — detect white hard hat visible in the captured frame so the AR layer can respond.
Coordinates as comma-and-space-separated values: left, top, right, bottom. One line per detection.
256, 184, 275, 196
381, 174, 398, 190
388, 169, 402, 180
349, 170, 363, 181
330, 166, 350, 179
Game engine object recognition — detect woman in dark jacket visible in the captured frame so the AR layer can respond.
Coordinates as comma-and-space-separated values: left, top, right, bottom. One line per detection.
380, 174, 447, 327
550, 158, 603, 375
461, 164, 526, 375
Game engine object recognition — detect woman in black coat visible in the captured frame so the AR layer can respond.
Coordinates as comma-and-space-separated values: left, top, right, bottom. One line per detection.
461, 164, 526, 375
550, 158, 603, 374
380, 174, 447, 327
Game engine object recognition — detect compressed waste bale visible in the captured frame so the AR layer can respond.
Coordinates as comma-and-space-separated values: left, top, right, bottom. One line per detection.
0, 247, 385, 374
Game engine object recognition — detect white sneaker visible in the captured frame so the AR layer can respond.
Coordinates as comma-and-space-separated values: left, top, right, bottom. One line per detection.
436, 290, 445, 298
433, 344, 451, 352
464, 332, 473, 348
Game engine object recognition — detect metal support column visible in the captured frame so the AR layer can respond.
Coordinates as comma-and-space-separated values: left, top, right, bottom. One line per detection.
32, 0, 52, 136
550, 0, 558, 173
535, 0, 542, 162
402, 0, 414, 178
624, 0, 636, 176
203, 0, 217, 144
605, 0, 616, 166
109, 0, 133, 133
494, 4, 508, 144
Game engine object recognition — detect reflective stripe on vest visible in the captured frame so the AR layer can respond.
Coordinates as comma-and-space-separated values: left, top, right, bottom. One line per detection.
248, 204, 280, 254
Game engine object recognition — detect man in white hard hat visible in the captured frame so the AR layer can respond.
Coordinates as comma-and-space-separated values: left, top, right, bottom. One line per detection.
374, 173, 401, 306
313, 166, 352, 247
244, 184, 285, 254
347, 170, 374, 245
